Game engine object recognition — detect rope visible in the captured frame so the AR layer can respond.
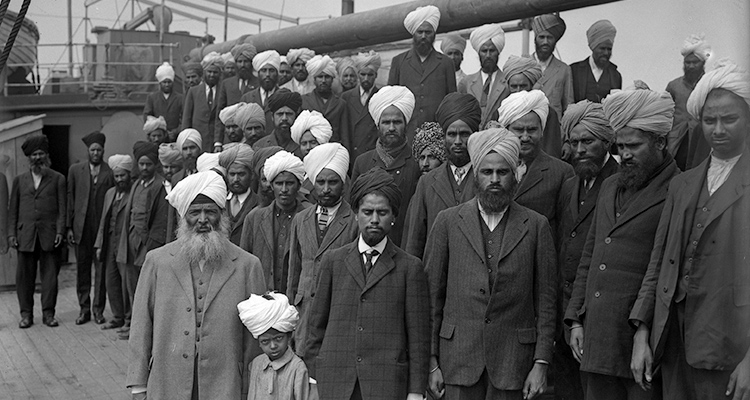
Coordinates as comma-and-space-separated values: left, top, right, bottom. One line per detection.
0, 0, 32, 73
0, 0, 12, 30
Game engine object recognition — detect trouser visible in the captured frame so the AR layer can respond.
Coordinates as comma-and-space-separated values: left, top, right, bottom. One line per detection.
123, 262, 141, 324
552, 329, 584, 400
581, 371, 658, 400
17, 239, 60, 319
75, 227, 106, 315
104, 241, 128, 322
445, 369, 523, 400
349, 380, 362, 400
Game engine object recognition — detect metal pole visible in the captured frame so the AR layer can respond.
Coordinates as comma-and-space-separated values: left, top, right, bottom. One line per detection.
68, 0, 74, 75
159, 0, 165, 60
224, 0, 228, 41
131, 0, 135, 19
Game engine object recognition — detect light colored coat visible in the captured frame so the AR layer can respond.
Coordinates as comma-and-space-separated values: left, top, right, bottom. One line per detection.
534, 54, 574, 118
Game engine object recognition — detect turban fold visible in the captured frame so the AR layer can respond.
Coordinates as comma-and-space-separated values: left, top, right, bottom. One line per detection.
267, 89, 303, 113
532, 14, 566, 41
22, 135, 49, 156
280, 55, 288, 65
133, 141, 158, 164
166, 171, 227, 218
263, 150, 304, 183
291, 110, 333, 145
197, 152, 226, 176
336, 57, 356, 78
436, 93, 482, 132
470, 23, 505, 53
497, 90, 550, 131
467, 128, 521, 174
235, 102, 266, 129
143, 115, 167, 134
231, 44, 257, 62
181, 60, 202, 75
219, 143, 254, 171
176, 128, 203, 151
286, 48, 315, 67
687, 59, 750, 119
82, 131, 106, 147
413, 122, 447, 163
503, 56, 543, 86
238, 293, 299, 339
219, 102, 244, 125
603, 89, 675, 135
253, 50, 281, 72
155, 62, 175, 82
352, 50, 382, 72
441, 34, 466, 54
681, 34, 711, 62
561, 100, 614, 144
368, 85, 416, 124
404, 5, 440, 35
304, 142, 349, 183
108, 154, 133, 172
201, 52, 224, 70
587, 20, 616, 50
221, 52, 235, 66
158, 142, 183, 165
350, 167, 401, 213
252, 146, 283, 177
306, 55, 337, 78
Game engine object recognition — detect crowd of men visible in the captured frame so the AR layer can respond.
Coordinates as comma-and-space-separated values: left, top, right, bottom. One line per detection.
2, 4, 748, 400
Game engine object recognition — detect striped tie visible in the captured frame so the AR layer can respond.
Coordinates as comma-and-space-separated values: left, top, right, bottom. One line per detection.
364, 249, 379, 274
318, 207, 329, 231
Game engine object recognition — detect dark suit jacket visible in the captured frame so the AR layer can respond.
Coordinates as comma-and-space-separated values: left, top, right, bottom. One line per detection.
67, 161, 114, 243
226, 192, 258, 246
631, 149, 750, 370
388, 48, 457, 141
9, 168, 67, 252
143, 91, 183, 134
459, 69, 510, 130
340, 86, 379, 165
565, 157, 679, 378
252, 131, 304, 159
215, 75, 258, 144
182, 82, 219, 151
425, 200, 557, 389
534, 54, 574, 118
94, 186, 130, 257
0, 172, 8, 255
239, 87, 276, 136
115, 175, 169, 267
570, 57, 622, 103
301, 91, 347, 143
305, 239, 431, 400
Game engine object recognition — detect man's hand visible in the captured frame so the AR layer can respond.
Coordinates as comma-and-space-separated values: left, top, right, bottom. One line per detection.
66, 228, 75, 245
727, 351, 750, 400
522, 363, 547, 399
631, 324, 653, 391
213, 145, 223, 153
428, 362, 445, 399
54, 234, 63, 248
8, 236, 18, 248
569, 323, 584, 363
132, 392, 146, 400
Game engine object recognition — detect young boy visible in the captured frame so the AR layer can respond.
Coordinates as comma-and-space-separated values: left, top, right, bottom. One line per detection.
238, 292, 311, 400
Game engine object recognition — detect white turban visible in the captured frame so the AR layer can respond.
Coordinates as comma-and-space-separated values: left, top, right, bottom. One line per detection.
603, 89, 675, 136
263, 150, 305, 183
352, 50, 382, 72
107, 154, 133, 172
176, 128, 202, 151
219, 102, 245, 125
237, 292, 299, 339
280, 55, 288, 65
253, 50, 281, 72
467, 128, 521, 174
155, 62, 174, 82
235, 102, 267, 129
197, 152, 226, 176
368, 85, 416, 124
681, 33, 711, 62
470, 23, 505, 53
286, 48, 316, 67
497, 90, 550, 131
306, 55, 337, 78
221, 52, 235, 65
304, 143, 349, 183
143, 115, 167, 134
587, 20, 616, 51
291, 110, 333, 145
201, 51, 224, 70
166, 171, 227, 218
687, 59, 750, 120
404, 5, 440, 35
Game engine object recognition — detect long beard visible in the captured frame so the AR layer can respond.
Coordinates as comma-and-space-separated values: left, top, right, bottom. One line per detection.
176, 214, 231, 265
573, 156, 605, 182
617, 152, 661, 191
475, 179, 516, 213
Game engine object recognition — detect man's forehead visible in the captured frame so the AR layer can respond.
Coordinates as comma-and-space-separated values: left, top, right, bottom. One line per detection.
187, 202, 220, 211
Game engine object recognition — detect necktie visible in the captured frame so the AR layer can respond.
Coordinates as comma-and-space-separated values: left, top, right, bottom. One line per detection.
361, 91, 368, 106
364, 249, 379, 275
318, 207, 329, 231
207, 87, 214, 108
91, 166, 99, 184
240, 79, 246, 92
231, 196, 241, 217
480, 75, 491, 107
454, 167, 465, 185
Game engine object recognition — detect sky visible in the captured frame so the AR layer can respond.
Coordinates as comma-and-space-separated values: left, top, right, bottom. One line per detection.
9, 0, 750, 91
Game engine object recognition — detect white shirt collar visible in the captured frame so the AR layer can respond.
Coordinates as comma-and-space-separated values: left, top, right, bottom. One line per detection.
450, 162, 472, 174
534, 53, 553, 73
477, 201, 508, 232
228, 190, 251, 204
480, 69, 499, 85
707, 152, 742, 196
162, 92, 170, 100
588, 56, 604, 82
358, 234, 387, 256
317, 201, 342, 218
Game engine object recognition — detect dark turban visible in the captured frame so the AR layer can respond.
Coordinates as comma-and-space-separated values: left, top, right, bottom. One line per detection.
251, 146, 283, 178
531, 14, 567, 41
22, 135, 49, 156
181, 60, 202, 75
503, 55, 543, 86
231, 43, 257, 62
349, 167, 402, 216
267, 89, 303, 113
412, 122, 447, 163
82, 131, 106, 148
435, 93, 482, 132
133, 141, 159, 164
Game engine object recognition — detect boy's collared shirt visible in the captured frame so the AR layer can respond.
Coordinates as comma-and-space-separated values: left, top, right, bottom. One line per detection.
248, 347, 310, 400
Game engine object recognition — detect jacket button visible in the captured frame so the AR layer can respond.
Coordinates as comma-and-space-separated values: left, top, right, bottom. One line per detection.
358, 326, 363, 331
594, 291, 600, 298
187, 307, 192, 312
479, 289, 485, 294
183, 354, 188, 359
184, 330, 189, 335
484, 318, 490, 324
357, 356, 362, 362
599, 264, 606, 271
571, 232, 576, 238
564, 281, 570, 288
604, 237, 611, 244
663, 287, 668, 293
702, 207, 708, 212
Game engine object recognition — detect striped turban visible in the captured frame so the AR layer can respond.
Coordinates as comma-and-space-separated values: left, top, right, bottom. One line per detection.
467, 128, 521, 174
587, 20, 616, 50
561, 100, 614, 144
369, 85, 415, 124
687, 59, 750, 119
219, 143, 254, 171
231, 44, 257, 62
404, 5, 440, 35
603, 89, 675, 136
286, 48, 315, 67
503, 56, 543, 86
291, 110, 333, 145
532, 14, 566, 41
201, 52, 224, 70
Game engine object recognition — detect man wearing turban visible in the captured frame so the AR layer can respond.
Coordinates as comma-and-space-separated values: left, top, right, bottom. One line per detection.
241, 151, 310, 293
143, 115, 167, 145
424, 127, 557, 399
181, 60, 203, 91
182, 52, 222, 152
9, 135, 67, 328
173, 128, 203, 185
67, 130, 115, 326
351, 85, 422, 246
570, 19, 622, 103
531, 13, 574, 119
213, 44, 260, 151
218, 102, 244, 143
412, 122, 447, 175
281, 48, 316, 96
341, 50, 382, 164
389, 5, 457, 137
221, 52, 236, 78
253, 89, 305, 159
290, 110, 333, 159
305, 167, 430, 400
336, 56, 358, 92
300, 55, 346, 145
144, 62, 183, 142
217, 143, 258, 245
158, 142, 183, 190
238, 51, 280, 139
278, 55, 293, 86
441, 33, 467, 87
459, 23, 510, 129
128, 171, 266, 400
251, 146, 284, 207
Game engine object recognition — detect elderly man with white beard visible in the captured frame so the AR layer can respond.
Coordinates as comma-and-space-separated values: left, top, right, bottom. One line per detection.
127, 171, 266, 400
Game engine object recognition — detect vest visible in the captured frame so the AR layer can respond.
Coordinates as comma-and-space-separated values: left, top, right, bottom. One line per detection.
676, 178, 715, 302
585, 66, 614, 103
191, 261, 214, 345
447, 164, 471, 206
479, 211, 508, 293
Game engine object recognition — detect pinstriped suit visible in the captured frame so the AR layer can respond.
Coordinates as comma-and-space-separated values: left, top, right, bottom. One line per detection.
459, 70, 510, 130
182, 82, 218, 152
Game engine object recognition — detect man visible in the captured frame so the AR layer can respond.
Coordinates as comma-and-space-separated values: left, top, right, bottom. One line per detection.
336, 56, 358, 93
459, 23, 509, 129
351, 86, 421, 246
252, 89, 305, 159
441, 33, 467, 88
665, 34, 712, 170
306, 167, 431, 400
531, 14, 574, 119
290, 109, 333, 159
564, 89, 679, 400
496, 89, 574, 237
240, 49, 281, 135
214, 44, 259, 151
182, 52, 222, 152
8, 136, 66, 328
221, 52, 236, 78
251, 146, 284, 208
181, 60, 203, 93
425, 128, 556, 399
144, 62, 183, 141
116, 141, 169, 340
341, 50, 381, 164
389, 5, 457, 140
127, 171, 266, 399
67, 131, 115, 325
281, 48, 316, 95
570, 20, 622, 103
278, 55, 293, 87
240, 151, 310, 292
143, 115, 168, 145
412, 122, 447, 176
630, 61, 750, 400
218, 102, 245, 144
235, 102, 268, 146
171, 128, 203, 185
286, 143, 357, 358
554, 100, 618, 400
218, 143, 258, 245
301, 55, 346, 143
158, 143, 182, 193
94, 154, 133, 331
403, 92, 481, 258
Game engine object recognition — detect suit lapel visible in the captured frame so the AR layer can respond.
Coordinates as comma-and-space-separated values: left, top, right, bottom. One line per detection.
204, 243, 238, 309
540, 57, 561, 86
432, 166, 456, 208
704, 150, 750, 227
260, 205, 275, 251
169, 246, 195, 303
420, 52, 441, 82
468, 73, 482, 101
363, 241, 397, 293
316, 202, 353, 258
458, 199, 485, 260
612, 162, 675, 231
515, 153, 548, 199
345, 245, 366, 290
35, 169, 52, 196
232, 193, 257, 233
498, 203, 529, 261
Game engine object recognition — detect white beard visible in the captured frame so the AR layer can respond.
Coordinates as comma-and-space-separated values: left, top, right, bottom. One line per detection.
176, 214, 231, 265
